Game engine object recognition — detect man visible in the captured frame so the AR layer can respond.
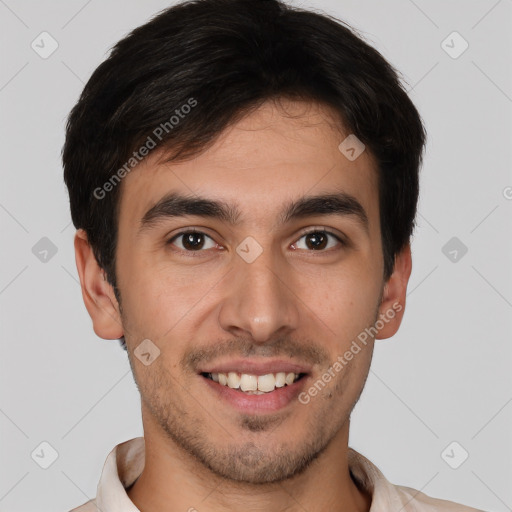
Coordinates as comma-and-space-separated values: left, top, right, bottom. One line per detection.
63, 0, 484, 510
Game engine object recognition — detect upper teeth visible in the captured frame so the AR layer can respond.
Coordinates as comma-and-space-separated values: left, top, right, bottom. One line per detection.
210, 372, 300, 393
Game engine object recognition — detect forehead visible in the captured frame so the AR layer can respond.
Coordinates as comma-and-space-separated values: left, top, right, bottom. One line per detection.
118, 99, 380, 230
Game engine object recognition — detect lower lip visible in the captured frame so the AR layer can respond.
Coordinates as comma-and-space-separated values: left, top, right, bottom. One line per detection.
201, 374, 309, 413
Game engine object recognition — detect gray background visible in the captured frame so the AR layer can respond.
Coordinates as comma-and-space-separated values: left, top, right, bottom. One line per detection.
0, 0, 511, 511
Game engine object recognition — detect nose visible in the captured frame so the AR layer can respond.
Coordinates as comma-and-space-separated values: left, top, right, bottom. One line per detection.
217, 246, 300, 343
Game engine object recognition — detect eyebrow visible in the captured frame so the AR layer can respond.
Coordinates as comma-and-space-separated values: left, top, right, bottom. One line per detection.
139, 191, 369, 234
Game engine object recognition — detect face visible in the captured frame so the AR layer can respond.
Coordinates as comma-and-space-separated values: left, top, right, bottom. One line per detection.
80, 99, 408, 485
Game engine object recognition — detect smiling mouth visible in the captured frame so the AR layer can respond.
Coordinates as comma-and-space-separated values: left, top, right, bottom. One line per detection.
201, 371, 307, 394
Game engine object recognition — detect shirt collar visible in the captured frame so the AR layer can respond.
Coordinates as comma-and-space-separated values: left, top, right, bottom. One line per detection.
96, 437, 144, 512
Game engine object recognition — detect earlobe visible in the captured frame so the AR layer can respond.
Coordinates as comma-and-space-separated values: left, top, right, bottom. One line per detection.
74, 229, 124, 340
376, 244, 412, 340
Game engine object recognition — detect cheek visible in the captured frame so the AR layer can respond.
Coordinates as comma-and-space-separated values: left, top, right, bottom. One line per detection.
119, 260, 218, 345
303, 265, 381, 331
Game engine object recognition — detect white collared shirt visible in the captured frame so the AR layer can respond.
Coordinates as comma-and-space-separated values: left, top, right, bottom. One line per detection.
70, 437, 484, 512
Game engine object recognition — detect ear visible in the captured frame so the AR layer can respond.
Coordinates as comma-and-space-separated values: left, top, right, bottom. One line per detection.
74, 229, 124, 340
376, 244, 412, 340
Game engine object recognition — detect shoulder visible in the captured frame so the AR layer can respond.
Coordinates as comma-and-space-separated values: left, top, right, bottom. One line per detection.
347, 447, 485, 511
68, 498, 99, 512
393, 484, 486, 511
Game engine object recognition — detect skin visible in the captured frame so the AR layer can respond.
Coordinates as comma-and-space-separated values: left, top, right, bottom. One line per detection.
75, 98, 412, 512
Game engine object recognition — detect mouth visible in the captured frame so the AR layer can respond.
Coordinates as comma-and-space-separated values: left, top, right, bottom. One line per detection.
198, 362, 311, 413
201, 371, 307, 394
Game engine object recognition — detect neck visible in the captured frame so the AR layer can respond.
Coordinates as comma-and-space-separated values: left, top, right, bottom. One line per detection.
127, 416, 371, 512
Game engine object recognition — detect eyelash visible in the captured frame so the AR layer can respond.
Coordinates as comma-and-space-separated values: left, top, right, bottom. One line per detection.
166, 228, 346, 255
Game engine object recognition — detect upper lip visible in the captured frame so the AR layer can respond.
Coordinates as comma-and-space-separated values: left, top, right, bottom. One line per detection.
199, 358, 312, 376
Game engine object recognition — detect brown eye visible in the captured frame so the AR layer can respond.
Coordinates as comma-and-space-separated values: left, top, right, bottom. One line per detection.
292, 230, 343, 251
168, 231, 217, 252
305, 232, 328, 250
